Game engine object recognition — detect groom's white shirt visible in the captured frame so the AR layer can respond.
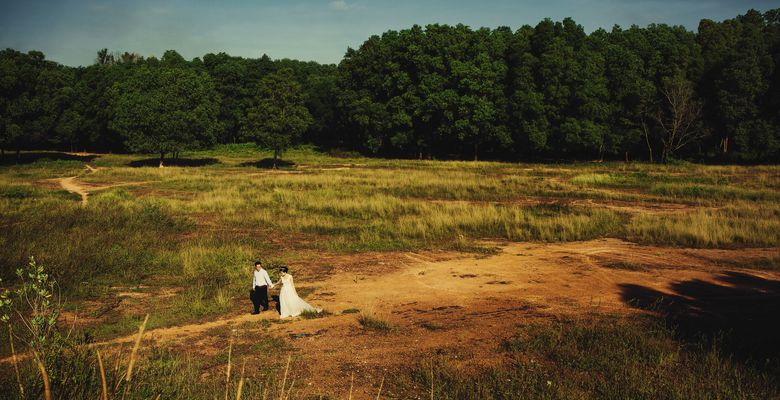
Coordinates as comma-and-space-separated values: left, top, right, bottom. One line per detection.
253, 269, 274, 288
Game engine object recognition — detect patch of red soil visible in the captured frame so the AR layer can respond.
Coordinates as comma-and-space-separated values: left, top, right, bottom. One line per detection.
77, 239, 779, 398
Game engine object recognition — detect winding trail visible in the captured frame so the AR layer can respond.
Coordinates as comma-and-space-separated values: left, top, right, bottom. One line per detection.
57, 164, 98, 206
59, 176, 90, 205
57, 164, 149, 206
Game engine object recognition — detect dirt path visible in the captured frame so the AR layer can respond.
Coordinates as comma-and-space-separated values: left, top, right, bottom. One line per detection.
75, 239, 779, 398
59, 175, 90, 205
56, 164, 99, 205
56, 164, 150, 206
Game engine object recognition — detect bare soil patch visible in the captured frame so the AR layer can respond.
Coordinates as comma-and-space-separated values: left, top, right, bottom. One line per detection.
79, 239, 779, 398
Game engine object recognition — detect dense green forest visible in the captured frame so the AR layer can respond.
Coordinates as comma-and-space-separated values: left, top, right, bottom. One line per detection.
1, 9, 779, 163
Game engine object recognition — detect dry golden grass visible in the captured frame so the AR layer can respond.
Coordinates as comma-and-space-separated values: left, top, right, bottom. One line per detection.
628, 203, 780, 247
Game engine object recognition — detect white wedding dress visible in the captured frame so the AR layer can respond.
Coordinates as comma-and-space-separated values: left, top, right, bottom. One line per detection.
278, 274, 321, 318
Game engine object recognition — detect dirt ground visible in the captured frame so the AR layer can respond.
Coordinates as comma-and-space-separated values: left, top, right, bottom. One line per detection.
90, 238, 780, 399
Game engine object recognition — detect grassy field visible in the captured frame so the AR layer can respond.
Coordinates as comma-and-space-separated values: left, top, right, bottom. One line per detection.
1, 146, 779, 398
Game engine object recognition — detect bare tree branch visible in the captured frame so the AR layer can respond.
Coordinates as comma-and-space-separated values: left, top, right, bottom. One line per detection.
652, 75, 707, 162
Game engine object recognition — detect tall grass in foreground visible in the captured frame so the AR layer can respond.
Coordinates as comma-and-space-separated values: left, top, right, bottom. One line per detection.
406, 316, 779, 399
0, 330, 302, 400
4, 314, 777, 400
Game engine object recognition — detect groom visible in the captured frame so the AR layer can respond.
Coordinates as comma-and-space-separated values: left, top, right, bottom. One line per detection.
251, 261, 274, 314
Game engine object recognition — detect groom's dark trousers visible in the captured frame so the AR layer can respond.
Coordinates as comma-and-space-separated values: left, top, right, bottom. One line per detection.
253, 285, 269, 312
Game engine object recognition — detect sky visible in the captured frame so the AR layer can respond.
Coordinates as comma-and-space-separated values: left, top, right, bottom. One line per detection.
0, 0, 777, 67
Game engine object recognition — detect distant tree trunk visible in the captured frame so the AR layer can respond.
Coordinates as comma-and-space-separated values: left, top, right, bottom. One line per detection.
641, 119, 654, 163
474, 143, 479, 162
16, 149, 20, 163
159, 152, 165, 168
273, 149, 279, 169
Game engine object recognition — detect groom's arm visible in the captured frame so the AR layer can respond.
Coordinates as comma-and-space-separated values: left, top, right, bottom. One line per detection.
263, 270, 274, 287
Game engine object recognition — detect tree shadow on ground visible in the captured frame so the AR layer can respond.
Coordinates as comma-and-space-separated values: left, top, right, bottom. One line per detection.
0, 152, 97, 166
127, 158, 220, 167
620, 271, 780, 363
239, 158, 296, 169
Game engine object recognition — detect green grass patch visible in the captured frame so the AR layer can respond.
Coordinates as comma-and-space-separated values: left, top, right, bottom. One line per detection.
650, 182, 780, 202
358, 313, 397, 333
571, 172, 645, 188
599, 260, 650, 271
300, 309, 330, 319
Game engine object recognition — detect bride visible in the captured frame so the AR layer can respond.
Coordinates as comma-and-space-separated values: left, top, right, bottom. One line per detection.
275, 266, 321, 318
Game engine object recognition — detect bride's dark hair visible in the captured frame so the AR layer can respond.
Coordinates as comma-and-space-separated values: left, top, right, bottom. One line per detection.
280, 266, 289, 273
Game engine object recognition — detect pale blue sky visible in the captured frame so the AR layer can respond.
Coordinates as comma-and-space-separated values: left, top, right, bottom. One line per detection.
0, 0, 776, 66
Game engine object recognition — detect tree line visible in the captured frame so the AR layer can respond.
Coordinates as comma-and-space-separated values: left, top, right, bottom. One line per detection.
1, 8, 778, 164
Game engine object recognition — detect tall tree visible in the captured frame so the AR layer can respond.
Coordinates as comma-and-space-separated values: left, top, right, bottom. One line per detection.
109, 65, 220, 167
699, 10, 777, 161
507, 25, 549, 156
602, 26, 656, 161
203, 52, 252, 144
241, 68, 312, 168
449, 29, 511, 160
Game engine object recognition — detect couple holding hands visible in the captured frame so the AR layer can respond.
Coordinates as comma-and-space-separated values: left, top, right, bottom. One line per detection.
251, 261, 321, 318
